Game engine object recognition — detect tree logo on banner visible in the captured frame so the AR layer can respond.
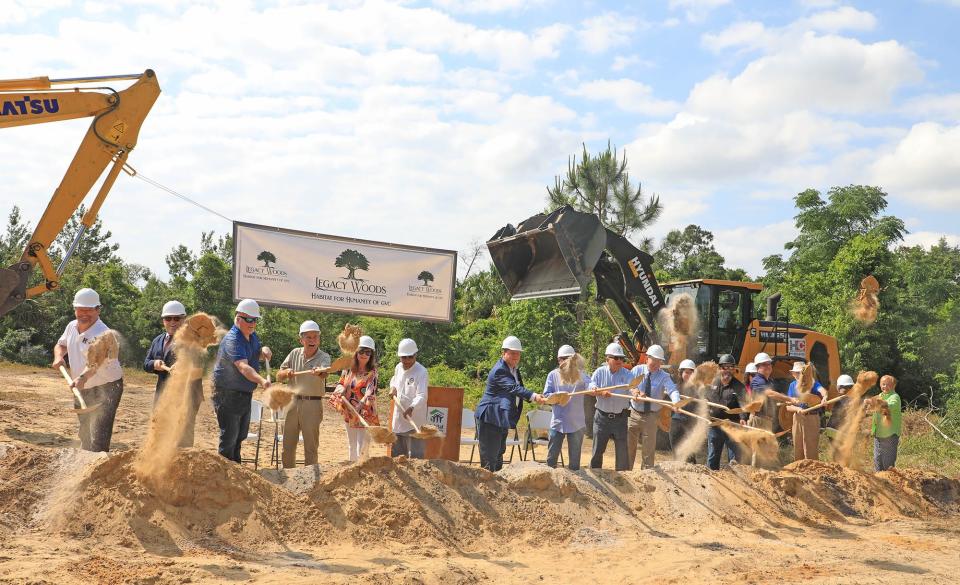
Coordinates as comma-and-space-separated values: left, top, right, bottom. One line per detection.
257, 250, 277, 267
417, 270, 434, 286
335, 249, 370, 280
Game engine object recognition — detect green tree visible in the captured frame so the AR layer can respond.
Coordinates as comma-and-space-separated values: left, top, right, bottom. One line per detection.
257, 251, 277, 267
165, 244, 196, 280
655, 224, 748, 281
0, 205, 30, 265
417, 270, 434, 286
335, 249, 370, 280
547, 142, 662, 243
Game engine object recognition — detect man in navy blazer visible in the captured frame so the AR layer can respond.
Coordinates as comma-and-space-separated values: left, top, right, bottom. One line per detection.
474, 336, 546, 471
144, 300, 204, 447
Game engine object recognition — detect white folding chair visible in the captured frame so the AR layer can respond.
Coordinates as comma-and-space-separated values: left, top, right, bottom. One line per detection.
269, 404, 304, 469
241, 399, 264, 470
505, 426, 523, 463
460, 408, 480, 464
524, 409, 560, 466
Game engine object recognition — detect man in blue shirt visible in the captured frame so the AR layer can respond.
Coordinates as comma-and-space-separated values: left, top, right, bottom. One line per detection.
749, 352, 775, 432
542, 344, 590, 470
589, 342, 636, 471
474, 336, 546, 472
212, 298, 272, 463
628, 344, 679, 470
143, 300, 204, 447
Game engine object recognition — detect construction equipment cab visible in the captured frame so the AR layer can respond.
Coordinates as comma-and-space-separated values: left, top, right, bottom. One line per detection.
487, 205, 840, 394
0, 70, 160, 316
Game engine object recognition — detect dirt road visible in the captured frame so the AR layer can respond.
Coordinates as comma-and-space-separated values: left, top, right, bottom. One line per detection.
1, 363, 958, 584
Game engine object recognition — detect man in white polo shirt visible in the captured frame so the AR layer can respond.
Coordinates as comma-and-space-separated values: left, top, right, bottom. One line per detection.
50, 288, 124, 452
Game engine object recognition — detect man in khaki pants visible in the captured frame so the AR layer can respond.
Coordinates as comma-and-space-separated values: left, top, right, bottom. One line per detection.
627, 344, 679, 470
277, 320, 331, 468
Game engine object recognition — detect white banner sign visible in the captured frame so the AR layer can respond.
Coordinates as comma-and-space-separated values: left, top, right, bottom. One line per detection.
233, 222, 457, 322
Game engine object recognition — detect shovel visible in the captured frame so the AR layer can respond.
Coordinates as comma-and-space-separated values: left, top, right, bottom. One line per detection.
547, 376, 644, 406
799, 394, 844, 414
681, 394, 744, 415
341, 396, 396, 444
58, 366, 100, 414
609, 393, 709, 423
394, 394, 442, 440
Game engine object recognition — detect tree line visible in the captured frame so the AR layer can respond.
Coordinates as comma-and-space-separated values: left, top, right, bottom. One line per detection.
1, 146, 958, 433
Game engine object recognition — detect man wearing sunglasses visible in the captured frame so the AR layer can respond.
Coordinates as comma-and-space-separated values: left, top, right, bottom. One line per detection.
212, 298, 273, 463
627, 344, 679, 470
143, 300, 204, 447
704, 354, 748, 470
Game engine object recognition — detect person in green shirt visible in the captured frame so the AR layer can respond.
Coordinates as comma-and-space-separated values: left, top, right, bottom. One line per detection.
869, 374, 902, 472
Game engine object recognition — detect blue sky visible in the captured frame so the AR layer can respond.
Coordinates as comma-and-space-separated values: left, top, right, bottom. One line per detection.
1, 0, 958, 279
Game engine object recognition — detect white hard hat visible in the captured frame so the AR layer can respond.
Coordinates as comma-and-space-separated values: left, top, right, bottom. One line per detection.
678, 359, 696, 371
235, 298, 261, 318
72, 288, 101, 308
754, 352, 772, 365
837, 374, 854, 387
790, 361, 806, 373
161, 300, 186, 317
358, 335, 376, 350
745, 363, 758, 374
557, 344, 576, 358
502, 336, 522, 351
397, 338, 418, 357
299, 320, 320, 334
604, 342, 625, 357
646, 344, 666, 361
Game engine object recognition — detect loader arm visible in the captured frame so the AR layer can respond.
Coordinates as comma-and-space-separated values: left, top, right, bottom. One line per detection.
0, 70, 160, 316
486, 205, 666, 362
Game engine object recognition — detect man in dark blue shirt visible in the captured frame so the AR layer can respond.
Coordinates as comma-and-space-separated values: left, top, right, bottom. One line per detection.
212, 298, 272, 463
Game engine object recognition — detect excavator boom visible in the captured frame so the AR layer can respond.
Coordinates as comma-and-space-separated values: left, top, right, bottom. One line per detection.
0, 70, 160, 316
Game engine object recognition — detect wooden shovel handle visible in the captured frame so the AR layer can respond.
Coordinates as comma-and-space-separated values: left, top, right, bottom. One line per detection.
393, 394, 422, 434
340, 396, 369, 428
58, 366, 88, 409
799, 394, 843, 414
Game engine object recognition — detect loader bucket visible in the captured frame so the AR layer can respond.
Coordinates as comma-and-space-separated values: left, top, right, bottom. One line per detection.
486, 206, 607, 300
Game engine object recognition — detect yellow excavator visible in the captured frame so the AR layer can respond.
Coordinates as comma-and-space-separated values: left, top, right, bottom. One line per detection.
0, 70, 160, 316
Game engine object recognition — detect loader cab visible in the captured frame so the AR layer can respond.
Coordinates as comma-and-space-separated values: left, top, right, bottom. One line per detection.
660, 279, 763, 364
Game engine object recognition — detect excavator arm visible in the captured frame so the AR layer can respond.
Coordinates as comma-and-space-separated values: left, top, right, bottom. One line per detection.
487, 205, 666, 361
0, 70, 160, 316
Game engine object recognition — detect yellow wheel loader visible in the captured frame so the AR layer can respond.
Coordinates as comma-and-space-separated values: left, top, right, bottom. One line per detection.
0, 70, 160, 316
487, 205, 841, 400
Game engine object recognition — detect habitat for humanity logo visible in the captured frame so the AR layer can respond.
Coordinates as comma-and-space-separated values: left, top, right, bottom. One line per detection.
243, 250, 289, 282
313, 249, 388, 304
407, 269, 442, 299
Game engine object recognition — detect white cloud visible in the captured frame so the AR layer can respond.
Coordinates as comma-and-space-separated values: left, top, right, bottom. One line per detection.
872, 122, 960, 209
668, 0, 731, 23
712, 220, 798, 276
797, 6, 877, 32
429, 0, 547, 13
611, 54, 654, 71
901, 231, 960, 249
569, 78, 679, 116
702, 21, 771, 53
703, 7, 878, 53
577, 12, 643, 54
900, 93, 960, 121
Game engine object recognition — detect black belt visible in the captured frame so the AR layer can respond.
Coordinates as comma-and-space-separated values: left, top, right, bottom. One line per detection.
296, 395, 324, 400
597, 409, 627, 419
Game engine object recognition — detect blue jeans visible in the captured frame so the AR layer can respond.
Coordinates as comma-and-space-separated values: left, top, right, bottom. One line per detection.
547, 428, 585, 470
213, 389, 253, 463
707, 425, 738, 470
477, 418, 509, 472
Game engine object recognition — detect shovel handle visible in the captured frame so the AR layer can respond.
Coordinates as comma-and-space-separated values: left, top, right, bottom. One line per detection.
393, 393, 422, 434
59, 366, 89, 410
800, 394, 843, 414
340, 396, 369, 428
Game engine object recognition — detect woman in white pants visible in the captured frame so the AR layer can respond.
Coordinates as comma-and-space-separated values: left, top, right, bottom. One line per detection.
329, 335, 379, 461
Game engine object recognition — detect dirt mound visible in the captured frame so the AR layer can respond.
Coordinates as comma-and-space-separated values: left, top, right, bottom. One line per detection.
45, 448, 328, 554
309, 457, 575, 549
0, 443, 56, 532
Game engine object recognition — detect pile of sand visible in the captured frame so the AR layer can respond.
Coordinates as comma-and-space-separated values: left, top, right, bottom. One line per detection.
2, 441, 958, 559
658, 293, 698, 361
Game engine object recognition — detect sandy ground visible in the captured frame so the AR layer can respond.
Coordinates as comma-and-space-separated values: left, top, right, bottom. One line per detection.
1, 362, 958, 585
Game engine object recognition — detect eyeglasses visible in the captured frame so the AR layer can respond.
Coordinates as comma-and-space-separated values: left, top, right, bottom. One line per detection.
162, 316, 183, 322
238, 316, 259, 324
357, 348, 374, 356
399, 355, 416, 360
720, 365, 735, 370
606, 355, 624, 361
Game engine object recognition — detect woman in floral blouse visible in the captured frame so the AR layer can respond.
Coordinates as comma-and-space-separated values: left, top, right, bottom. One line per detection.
329, 335, 379, 462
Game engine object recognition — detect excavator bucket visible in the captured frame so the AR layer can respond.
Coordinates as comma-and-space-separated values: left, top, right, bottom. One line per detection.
487, 206, 607, 300
0, 263, 29, 317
